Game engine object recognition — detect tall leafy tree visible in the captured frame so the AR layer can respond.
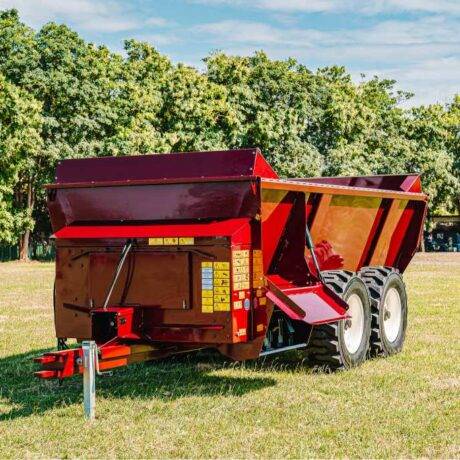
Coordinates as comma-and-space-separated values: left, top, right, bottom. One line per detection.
0, 11, 125, 257
0, 74, 43, 255
206, 52, 323, 177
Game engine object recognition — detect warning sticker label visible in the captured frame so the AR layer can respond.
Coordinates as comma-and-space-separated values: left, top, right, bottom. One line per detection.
201, 260, 231, 312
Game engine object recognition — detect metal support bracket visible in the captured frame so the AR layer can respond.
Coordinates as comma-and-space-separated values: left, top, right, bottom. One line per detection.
82, 340, 97, 420
102, 239, 133, 310
305, 223, 324, 283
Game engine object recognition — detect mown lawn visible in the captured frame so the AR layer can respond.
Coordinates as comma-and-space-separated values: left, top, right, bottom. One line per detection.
0, 254, 459, 458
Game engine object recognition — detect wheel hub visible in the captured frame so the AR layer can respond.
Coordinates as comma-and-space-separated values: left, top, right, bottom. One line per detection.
382, 287, 402, 343
343, 293, 365, 354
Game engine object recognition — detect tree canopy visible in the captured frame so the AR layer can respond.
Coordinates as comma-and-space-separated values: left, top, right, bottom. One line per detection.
0, 9, 458, 258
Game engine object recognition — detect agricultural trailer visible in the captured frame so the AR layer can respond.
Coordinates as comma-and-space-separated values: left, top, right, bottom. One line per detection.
35, 148, 427, 417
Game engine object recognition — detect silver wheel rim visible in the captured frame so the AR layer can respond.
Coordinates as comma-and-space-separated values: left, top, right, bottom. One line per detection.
343, 293, 365, 354
383, 287, 402, 343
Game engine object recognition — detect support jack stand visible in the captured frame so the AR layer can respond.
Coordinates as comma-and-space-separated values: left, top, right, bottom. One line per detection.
82, 340, 96, 420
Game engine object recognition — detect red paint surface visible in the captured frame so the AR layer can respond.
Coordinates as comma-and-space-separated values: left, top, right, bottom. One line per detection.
54, 148, 277, 184
54, 218, 251, 239
301, 174, 422, 192
266, 275, 348, 325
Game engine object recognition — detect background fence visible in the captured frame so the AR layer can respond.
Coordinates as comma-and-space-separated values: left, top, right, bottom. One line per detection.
1, 230, 458, 263
0, 243, 55, 262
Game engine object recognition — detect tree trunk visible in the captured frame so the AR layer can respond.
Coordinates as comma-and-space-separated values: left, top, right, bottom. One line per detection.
19, 229, 30, 261
18, 178, 34, 262
419, 234, 425, 252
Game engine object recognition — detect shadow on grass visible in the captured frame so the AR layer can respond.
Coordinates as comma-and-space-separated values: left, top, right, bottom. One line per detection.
0, 348, 279, 421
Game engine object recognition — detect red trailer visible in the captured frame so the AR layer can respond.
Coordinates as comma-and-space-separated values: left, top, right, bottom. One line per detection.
35, 148, 427, 381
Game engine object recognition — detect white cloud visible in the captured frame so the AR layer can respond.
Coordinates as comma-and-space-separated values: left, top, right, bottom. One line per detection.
138, 33, 181, 46
191, 17, 459, 105
256, 0, 343, 13
366, 0, 460, 15
0, 0, 178, 34
0, 0, 141, 32
193, 16, 459, 53
78, 17, 141, 33
190, 0, 460, 14
364, 57, 460, 106
194, 20, 303, 45
145, 17, 172, 27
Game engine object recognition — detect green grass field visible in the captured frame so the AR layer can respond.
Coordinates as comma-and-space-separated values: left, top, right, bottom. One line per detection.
0, 254, 459, 458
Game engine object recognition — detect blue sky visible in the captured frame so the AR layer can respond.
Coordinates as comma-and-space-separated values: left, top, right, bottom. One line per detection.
1, 0, 459, 106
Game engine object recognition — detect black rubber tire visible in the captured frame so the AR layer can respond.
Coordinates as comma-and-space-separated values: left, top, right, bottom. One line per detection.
307, 271, 371, 370
359, 267, 407, 356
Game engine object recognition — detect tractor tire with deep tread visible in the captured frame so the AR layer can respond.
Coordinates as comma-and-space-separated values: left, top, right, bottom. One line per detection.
306, 271, 371, 371
359, 267, 407, 356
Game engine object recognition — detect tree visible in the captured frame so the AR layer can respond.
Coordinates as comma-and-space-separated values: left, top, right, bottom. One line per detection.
0, 11, 126, 256
0, 74, 43, 258
111, 41, 232, 154
308, 69, 458, 214
408, 100, 459, 213
206, 52, 324, 177
444, 95, 460, 212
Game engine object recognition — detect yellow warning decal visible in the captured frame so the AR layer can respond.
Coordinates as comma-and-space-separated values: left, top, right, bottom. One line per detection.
256, 324, 264, 332
148, 237, 164, 245
202, 303, 213, 313
150, 236, 195, 245
214, 302, 230, 312
214, 270, 229, 279
214, 294, 230, 303
201, 261, 213, 313
214, 278, 230, 287
202, 297, 213, 306
234, 266, 249, 275
233, 258, 248, 267
231, 250, 249, 296
237, 328, 247, 337
179, 237, 194, 245
201, 260, 231, 313
234, 273, 249, 282
253, 249, 264, 288
234, 281, 250, 290
214, 262, 230, 270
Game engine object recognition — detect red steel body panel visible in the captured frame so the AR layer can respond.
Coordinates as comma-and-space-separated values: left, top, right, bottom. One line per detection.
52, 148, 276, 185
53, 219, 250, 239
